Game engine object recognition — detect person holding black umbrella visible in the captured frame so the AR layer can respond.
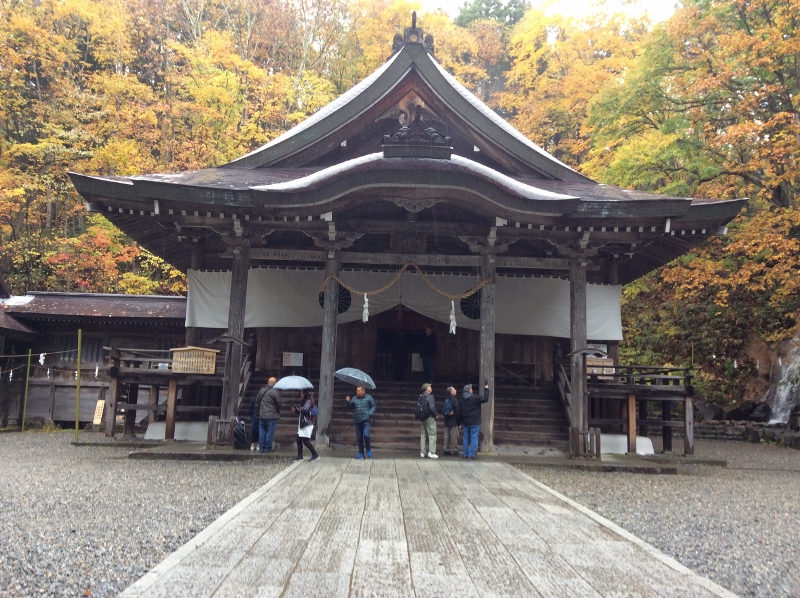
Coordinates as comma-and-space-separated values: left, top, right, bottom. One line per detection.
346, 386, 376, 459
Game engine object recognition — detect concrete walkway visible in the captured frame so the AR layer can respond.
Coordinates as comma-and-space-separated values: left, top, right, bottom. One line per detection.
121, 458, 735, 598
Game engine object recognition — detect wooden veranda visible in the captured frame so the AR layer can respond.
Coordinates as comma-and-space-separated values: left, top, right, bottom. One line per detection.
558, 359, 695, 457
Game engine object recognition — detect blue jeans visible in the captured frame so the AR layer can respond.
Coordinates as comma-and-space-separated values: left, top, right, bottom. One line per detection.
463, 424, 480, 458
355, 421, 371, 455
250, 416, 260, 446
259, 418, 277, 452
422, 356, 434, 383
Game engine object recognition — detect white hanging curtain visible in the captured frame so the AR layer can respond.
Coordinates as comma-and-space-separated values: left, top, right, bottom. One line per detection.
186, 268, 622, 340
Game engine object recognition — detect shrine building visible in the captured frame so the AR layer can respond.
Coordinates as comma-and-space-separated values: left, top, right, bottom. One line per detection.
68, 19, 745, 455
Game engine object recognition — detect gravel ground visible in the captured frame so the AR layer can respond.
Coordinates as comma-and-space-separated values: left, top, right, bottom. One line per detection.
0, 431, 290, 597
517, 438, 800, 598
2, 433, 798, 597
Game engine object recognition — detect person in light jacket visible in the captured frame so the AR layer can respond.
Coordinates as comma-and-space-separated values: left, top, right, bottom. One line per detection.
346, 386, 376, 459
460, 382, 489, 459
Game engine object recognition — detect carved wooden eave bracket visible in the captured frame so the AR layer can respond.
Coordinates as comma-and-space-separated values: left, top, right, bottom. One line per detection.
383, 105, 451, 160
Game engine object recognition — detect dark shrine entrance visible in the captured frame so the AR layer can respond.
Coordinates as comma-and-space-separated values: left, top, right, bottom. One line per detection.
373, 308, 451, 382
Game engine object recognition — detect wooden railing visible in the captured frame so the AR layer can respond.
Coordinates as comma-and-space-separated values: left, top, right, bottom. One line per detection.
556, 362, 572, 428
586, 365, 696, 455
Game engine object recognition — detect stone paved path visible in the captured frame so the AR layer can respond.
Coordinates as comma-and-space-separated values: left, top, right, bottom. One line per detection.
121, 459, 735, 597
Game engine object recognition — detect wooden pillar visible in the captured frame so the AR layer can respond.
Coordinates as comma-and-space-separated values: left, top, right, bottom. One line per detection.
662, 401, 673, 452
627, 393, 637, 454
165, 378, 177, 440
105, 365, 119, 437
148, 385, 159, 424
569, 257, 588, 435
479, 251, 496, 453
638, 400, 648, 437
316, 255, 339, 447
124, 383, 138, 436
684, 395, 694, 455
221, 241, 249, 420
185, 237, 205, 347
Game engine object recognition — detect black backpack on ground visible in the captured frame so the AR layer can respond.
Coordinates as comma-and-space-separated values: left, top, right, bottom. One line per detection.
414, 394, 430, 421
233, 418, 248, 449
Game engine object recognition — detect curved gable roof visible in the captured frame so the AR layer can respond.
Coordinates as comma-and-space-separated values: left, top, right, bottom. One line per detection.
223, 42, 589, 182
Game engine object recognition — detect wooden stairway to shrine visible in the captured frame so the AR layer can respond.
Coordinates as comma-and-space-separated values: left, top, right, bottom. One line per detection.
239, 376, 570, 453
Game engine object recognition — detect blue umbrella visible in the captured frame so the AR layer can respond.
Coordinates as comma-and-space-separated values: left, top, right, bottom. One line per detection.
334, 368, 376, 390
273, 375, 314, 390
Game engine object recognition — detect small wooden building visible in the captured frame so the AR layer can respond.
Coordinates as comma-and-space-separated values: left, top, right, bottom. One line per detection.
68, 20, 745, 453
0, 291, 187, 427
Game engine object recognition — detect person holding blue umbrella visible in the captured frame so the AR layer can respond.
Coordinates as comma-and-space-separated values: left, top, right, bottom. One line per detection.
345, 386, 376, 459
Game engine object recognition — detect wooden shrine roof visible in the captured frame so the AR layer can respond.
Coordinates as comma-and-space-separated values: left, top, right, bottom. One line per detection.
4, 292, 186, 322
68, 25, 746, 286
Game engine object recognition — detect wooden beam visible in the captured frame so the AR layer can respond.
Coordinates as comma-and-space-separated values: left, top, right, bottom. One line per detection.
569, 257, 588, 440
105, 361, 119, 437
662, 401, 673, 452
148, 385, 159, 425
165, 378, 177, 440
124, 383, 138, 436
316, 255, 340, 447
627, 393, 637, 454
684, 396, 694, 455
479, 252, 496, 453
242, 247, 574, 270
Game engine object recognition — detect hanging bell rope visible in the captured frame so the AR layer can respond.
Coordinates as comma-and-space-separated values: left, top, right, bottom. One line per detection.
321, 261, 494, 301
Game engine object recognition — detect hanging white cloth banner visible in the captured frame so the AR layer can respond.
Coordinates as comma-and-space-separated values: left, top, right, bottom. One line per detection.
449, 300, 457, 334
362, 294, 369, 323
186, 268, 623, 340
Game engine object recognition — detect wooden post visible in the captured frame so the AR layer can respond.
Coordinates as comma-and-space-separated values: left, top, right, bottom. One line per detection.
105, 357, 119, 437
74, 329, 82, 442
222, 241, 249, 420
21, 350, 32, 432
569, 257, 588, 437
148, 385, 159, 424
185, 236, 205, 347
317, 255, 340, 447
662, 401, 673, 452
124, 383, 138, 436
638, 400, 648, 437
479, 251, 496, 453
627, 393, 637, 454
165, 378, 177, 440
684, 396, 694, 455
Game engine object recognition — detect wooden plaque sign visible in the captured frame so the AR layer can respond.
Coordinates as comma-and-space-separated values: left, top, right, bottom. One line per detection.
93, 400, 106, 425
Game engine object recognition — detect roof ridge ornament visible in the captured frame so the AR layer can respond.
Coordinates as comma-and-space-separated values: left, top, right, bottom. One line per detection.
383, 105, 452, 159
390, 11, 435, 60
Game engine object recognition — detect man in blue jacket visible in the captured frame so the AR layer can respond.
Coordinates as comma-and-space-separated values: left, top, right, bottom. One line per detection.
346, 386, 377, 459
460, 382, 489, 459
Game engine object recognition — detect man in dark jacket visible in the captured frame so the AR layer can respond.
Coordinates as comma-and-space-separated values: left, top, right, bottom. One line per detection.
460, 382, 489, 459
256, 376, 281, 452
418, 383, 438, 459
346, 386, 377, 459
442, 385, 460, 455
